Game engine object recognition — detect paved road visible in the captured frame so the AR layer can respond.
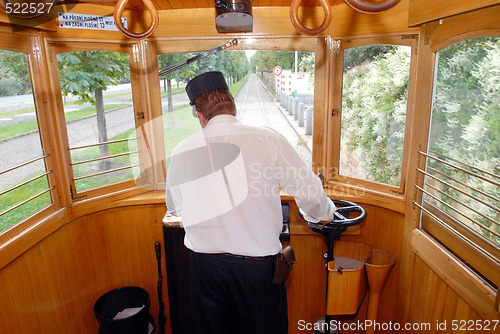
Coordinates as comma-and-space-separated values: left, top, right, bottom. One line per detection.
0, 74, 310, 190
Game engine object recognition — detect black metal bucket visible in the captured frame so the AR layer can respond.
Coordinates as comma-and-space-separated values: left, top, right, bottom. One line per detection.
94, 286, 151, 334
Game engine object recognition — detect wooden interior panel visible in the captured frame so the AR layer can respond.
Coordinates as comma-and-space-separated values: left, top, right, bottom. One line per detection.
406, 230, 499, 333
0, 205, 168, 333
286, 201, 404, 334
407, 256, 493, 334
425, 4, 500, 53
288, 232, 329, 332
408, 0, 500, 26
71, 0, 340, 10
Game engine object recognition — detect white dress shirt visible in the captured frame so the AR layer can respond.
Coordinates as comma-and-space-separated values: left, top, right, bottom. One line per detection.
166, 114, 335, 256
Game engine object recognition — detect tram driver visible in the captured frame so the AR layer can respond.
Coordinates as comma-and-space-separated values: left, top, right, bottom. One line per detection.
166, 71, 335, 334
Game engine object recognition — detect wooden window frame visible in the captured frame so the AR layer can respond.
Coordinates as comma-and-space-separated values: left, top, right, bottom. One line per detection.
46, 40, 163, 203
326, 34, 418, 198
154, 35, 329, 172
406, 5, 500, 294
0, 29, 64, 242
419, 29, 500, 288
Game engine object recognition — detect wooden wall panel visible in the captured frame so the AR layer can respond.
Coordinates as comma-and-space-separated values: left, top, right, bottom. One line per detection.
287, 233, 329, 332
286, 202, 405, 334
408, 0, 500, 26
0, 204, 168, 333
407, 256, 492, 334
405, 230, 499, 334
22, 1, 416, 40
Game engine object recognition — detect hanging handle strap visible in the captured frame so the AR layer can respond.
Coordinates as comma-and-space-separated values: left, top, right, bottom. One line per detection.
114, 0, 159, 39
343, 0, 400, 14
290, 0, 332, 36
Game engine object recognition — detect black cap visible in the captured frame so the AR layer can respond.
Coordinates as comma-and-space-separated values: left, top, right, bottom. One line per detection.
186, 71, 229, 105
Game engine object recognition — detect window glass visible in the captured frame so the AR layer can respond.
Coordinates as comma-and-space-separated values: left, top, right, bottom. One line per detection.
159, 50, 315, 167
424, 37, 499, 247
0, 49, 52, 232
57, 51, 139, 193
340, 45, 411, 186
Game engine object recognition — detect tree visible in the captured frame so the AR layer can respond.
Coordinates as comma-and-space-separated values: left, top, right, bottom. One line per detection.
341, 45, 411, 186
0, 49, 31, 96
249, 51, 309, 74
429, 37, 499, 245
57, 51, 129, 167
158, 52, 198, 125
158, 50, 249, 125
343, 45, 395, 70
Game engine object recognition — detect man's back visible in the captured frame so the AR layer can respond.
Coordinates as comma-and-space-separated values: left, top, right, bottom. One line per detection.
166, 114, 333, 256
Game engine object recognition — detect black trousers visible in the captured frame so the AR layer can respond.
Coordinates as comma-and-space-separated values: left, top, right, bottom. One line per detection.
189, 251, 288, 334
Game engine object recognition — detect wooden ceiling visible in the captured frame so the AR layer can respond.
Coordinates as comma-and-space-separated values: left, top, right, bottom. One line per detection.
70, 0, 340, 11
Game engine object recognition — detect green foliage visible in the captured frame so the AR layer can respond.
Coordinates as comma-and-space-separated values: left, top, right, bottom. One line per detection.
299, 53, 315, 72
431, 37, 499, 172
57, 51, 130, 105
249, 51, 312, 73
0, 49, 32, 96
0, 104, 127, 140
341, 45, 411, 186
343, 45, 395, 70
73, 128, 137, 192
158, 52, 198, 82
427, 37, 499, 246
0, 175, 52, 233
158, 50, 250, 85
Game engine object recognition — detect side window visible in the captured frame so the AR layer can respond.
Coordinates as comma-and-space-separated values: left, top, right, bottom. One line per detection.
338, 43, 412, 190
56, 50, 140, 196
418, 36, 499, 284
0, 49, 53, 233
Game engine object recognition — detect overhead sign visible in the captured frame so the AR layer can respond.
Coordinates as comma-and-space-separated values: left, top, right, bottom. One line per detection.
58, 12, 127, 31
273, 66, 282, 76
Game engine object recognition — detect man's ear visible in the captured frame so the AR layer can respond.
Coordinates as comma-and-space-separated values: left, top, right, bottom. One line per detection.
197, 111, 209, 128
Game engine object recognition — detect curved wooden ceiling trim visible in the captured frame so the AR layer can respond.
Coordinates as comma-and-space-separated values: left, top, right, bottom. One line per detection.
61, 0, 339, 11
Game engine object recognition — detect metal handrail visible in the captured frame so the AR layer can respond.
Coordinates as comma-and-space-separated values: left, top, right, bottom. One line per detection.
73, 163, 140, 181
427, 167, 499, 204
0, 171, 52, 197
416, 185, 500, 239
0, 155, 48, 176
0, 187, 54, 218
414, 200, 499, 264
420, 151, 500, 187
71, 151, 139, 166
69, 137, 137, 151
417, 168, 499, 214
429, 150, 500, 182
424, 183, 499, 229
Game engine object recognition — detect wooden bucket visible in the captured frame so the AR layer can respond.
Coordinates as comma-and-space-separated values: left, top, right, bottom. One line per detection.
325, 241, 372, 315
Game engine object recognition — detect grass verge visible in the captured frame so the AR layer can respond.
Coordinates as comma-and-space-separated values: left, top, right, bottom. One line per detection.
0, 104, 129, 141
